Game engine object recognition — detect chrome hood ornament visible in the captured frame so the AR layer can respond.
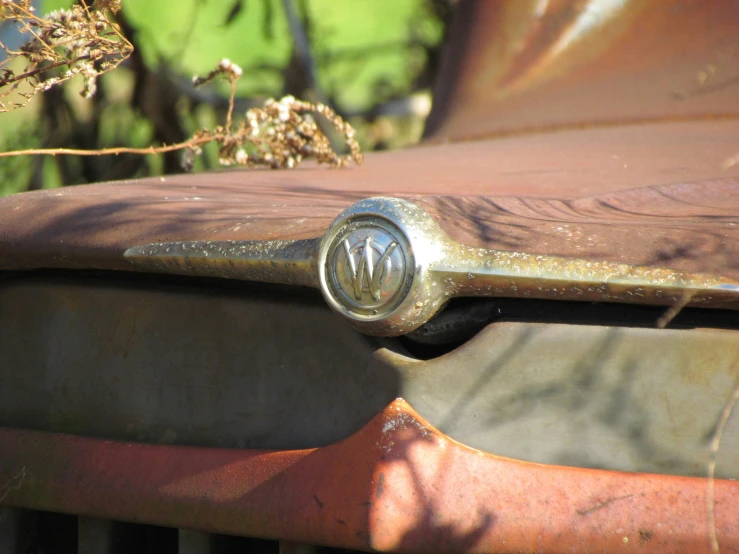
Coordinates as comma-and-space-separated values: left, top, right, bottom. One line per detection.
125, 197, 739, 336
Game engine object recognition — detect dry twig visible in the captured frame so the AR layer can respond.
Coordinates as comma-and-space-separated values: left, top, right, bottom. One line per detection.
707, 376, 739, 553
0, 57, 364, 170
0, 0, 132, 111
656, 291, 695, 329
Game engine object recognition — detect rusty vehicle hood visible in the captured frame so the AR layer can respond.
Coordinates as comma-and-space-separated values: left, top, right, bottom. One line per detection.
3, 0, 739, 281
1, 119, 739, 281
2, 1, 739, 550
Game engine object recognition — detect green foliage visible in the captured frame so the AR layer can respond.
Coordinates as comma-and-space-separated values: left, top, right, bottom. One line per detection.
0, 0, 446, 195
121, 0, 441, 108
0, 116, 37, 195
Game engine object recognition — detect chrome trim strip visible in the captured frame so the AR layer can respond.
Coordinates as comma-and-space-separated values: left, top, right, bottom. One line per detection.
125, 197, 739, 335
124, 238, 320, 288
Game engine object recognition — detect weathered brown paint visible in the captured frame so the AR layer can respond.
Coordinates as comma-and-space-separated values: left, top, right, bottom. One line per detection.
2, 1, 738, 279
425, 0, 739, 141
1, 134, 739, 280
0, 399, 737, 553
415, 176, 739, 280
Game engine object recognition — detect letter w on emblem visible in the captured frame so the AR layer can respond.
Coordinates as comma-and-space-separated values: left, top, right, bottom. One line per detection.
343, 236, 397, 302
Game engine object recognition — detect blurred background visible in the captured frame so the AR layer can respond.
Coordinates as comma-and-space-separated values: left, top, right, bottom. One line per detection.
0, 0, 454, 195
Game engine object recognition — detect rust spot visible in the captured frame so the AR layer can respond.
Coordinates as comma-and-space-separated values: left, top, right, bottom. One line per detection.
576, 494, 634, 516
376, 472, 385, 499
313, 494, 323, 509
639, 529, 653, 545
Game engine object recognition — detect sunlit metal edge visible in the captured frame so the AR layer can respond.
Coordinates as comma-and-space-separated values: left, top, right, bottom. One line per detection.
124, 238, 321, 288
124, 197, 739, 336
432, 245, 739, 308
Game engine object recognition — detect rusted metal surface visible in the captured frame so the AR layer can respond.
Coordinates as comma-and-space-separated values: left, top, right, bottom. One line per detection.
425, 0, 739, 141
0, 120, 738, 278
415, 177, 739, 281
0, 398, 737, 552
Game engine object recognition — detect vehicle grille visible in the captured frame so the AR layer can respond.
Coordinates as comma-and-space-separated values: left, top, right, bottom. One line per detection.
0, 508, 354, 554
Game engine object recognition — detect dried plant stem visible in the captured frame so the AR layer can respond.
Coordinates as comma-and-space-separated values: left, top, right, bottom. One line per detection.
0, 137, 214, 158
0, 57, 363, 170
707, 376, 739, 553
225, 77, 236, 134
656, 291, 695, 328
657, 254, 725, 328
0, 53, 97, 88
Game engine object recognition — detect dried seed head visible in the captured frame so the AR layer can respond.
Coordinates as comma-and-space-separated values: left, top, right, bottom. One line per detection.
211, 94, 362, 170
0, 0, 132, 112
235, 149, 248, 165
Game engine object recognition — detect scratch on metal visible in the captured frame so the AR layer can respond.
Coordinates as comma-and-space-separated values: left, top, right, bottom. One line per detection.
0, 467, 26, 504
576, 494, 634, 516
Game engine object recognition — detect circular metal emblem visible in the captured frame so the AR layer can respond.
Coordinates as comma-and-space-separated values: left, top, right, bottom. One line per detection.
318, 197, 451, 335
320, 216, 414, 321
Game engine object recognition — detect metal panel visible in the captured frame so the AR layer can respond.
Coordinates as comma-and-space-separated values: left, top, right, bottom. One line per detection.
0, 272, 737, 477
425, 0, 739, 140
